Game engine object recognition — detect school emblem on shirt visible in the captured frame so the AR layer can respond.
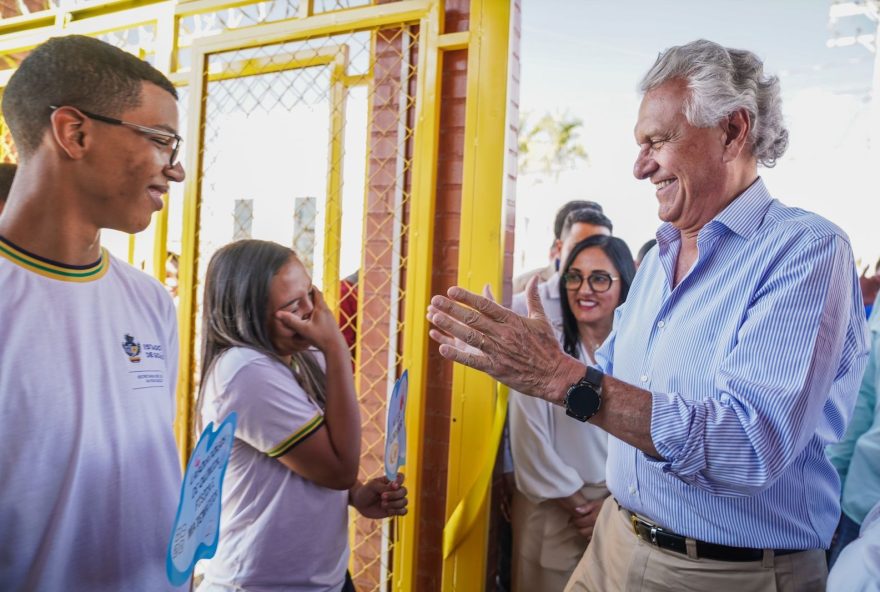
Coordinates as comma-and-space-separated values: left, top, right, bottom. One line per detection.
122, 334, 141, 363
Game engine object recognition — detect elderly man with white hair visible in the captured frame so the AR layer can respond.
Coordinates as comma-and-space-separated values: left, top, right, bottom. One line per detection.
428, 39, 869, 591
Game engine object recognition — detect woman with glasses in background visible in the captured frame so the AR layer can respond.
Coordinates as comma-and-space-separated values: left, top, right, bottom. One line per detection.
509, 234, 635, 592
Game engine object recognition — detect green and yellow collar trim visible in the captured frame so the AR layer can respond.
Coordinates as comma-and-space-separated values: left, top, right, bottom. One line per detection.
0, 235, 110, 282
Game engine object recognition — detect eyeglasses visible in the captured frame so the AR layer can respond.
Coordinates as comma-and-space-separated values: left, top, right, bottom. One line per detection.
49, 105, 182, 167
562, 271, 619, 293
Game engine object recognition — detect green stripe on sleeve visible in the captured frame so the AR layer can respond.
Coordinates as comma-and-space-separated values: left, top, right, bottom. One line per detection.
266, 413, 325, 458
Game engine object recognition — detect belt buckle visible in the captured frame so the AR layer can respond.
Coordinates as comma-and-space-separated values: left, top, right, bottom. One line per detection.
630, 514, 661, 546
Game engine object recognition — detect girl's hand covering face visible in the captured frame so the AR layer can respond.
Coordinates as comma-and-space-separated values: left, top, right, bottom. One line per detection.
275, 288, 346, 353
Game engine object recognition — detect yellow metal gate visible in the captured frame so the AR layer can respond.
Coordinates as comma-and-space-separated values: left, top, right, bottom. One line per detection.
177, 3, 443, 590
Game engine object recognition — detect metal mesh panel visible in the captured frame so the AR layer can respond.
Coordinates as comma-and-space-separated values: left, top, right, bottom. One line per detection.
187, 0, 300, 31
232, 199, 255, 239
0, 48, 31, 86
293, 195, 318, 275
0, 89, 16, 163
176, 1, 300, 71
193, 24, 419, 591
351, 24, 416, 591
0, 1, 53, 18
313, 0, 371, 12
96, 24, 158, 66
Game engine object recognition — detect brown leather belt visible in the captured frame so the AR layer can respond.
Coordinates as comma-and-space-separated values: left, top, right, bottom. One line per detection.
627, 510, 803, 562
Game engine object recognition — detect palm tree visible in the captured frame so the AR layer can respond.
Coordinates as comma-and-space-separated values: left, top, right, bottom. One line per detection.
518, 111, 588, 178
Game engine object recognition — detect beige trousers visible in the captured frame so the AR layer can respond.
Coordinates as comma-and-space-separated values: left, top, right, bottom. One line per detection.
512, 484, 609, 592
564, 498, 827, 592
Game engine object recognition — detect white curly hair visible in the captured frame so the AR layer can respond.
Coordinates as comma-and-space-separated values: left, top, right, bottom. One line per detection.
639, 39, 789, 168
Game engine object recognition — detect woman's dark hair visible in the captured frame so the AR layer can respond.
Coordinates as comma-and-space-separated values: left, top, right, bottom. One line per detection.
195, 240, 326, 432
559, 235, 636, 359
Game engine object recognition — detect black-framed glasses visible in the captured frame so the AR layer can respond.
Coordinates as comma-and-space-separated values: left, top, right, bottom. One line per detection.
49, 105, 182, 167
562, 271, 619, 293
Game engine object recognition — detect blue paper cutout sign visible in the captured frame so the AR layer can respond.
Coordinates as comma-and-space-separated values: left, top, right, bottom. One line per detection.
166, 412, 237, 586
384, 371, 408, 481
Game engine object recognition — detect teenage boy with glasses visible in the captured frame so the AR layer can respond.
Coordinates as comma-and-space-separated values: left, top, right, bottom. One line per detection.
0, 35, 185, 591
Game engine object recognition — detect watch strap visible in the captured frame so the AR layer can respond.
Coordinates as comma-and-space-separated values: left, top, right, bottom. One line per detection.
584, 365, 604, 392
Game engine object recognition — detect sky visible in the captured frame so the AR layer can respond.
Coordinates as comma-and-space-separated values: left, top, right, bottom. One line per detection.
514, 0, 879, 273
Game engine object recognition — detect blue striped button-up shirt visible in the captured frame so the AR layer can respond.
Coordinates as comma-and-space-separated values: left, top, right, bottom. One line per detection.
597, 178, 869, 549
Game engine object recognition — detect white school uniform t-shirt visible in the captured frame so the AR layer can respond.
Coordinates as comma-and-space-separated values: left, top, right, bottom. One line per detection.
0, 240, 181, 591
198, 347, 349, 592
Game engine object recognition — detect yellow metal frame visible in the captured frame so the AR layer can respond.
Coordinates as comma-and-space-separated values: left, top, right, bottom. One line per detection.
322, 45, 349, 316
175, 32, 207, 467
441, 0, 512, 590
173, 5, 442, 591
394, 3, 443, 589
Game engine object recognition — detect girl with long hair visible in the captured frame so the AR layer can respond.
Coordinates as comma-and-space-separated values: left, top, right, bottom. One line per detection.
509, 235, 635, 591
195, 240, 407, 592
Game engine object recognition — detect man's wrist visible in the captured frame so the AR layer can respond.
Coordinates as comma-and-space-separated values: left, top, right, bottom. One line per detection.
548, 356, 589, 406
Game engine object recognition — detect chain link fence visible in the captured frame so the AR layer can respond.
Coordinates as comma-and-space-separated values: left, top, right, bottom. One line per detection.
194, 23, 418, 592
0, 89, 15, 162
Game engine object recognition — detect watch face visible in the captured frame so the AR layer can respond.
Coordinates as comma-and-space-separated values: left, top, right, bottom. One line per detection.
567, 383, 601, 419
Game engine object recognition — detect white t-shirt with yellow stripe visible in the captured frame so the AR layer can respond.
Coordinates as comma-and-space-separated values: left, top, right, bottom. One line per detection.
0, 236, 181, 591
197, 347, 348, 592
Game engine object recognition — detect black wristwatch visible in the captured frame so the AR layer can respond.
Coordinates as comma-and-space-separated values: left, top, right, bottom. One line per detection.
563, 366, 604, 422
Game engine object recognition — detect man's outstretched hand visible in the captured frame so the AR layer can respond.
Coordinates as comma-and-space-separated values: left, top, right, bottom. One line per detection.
426, 276, 584, 404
